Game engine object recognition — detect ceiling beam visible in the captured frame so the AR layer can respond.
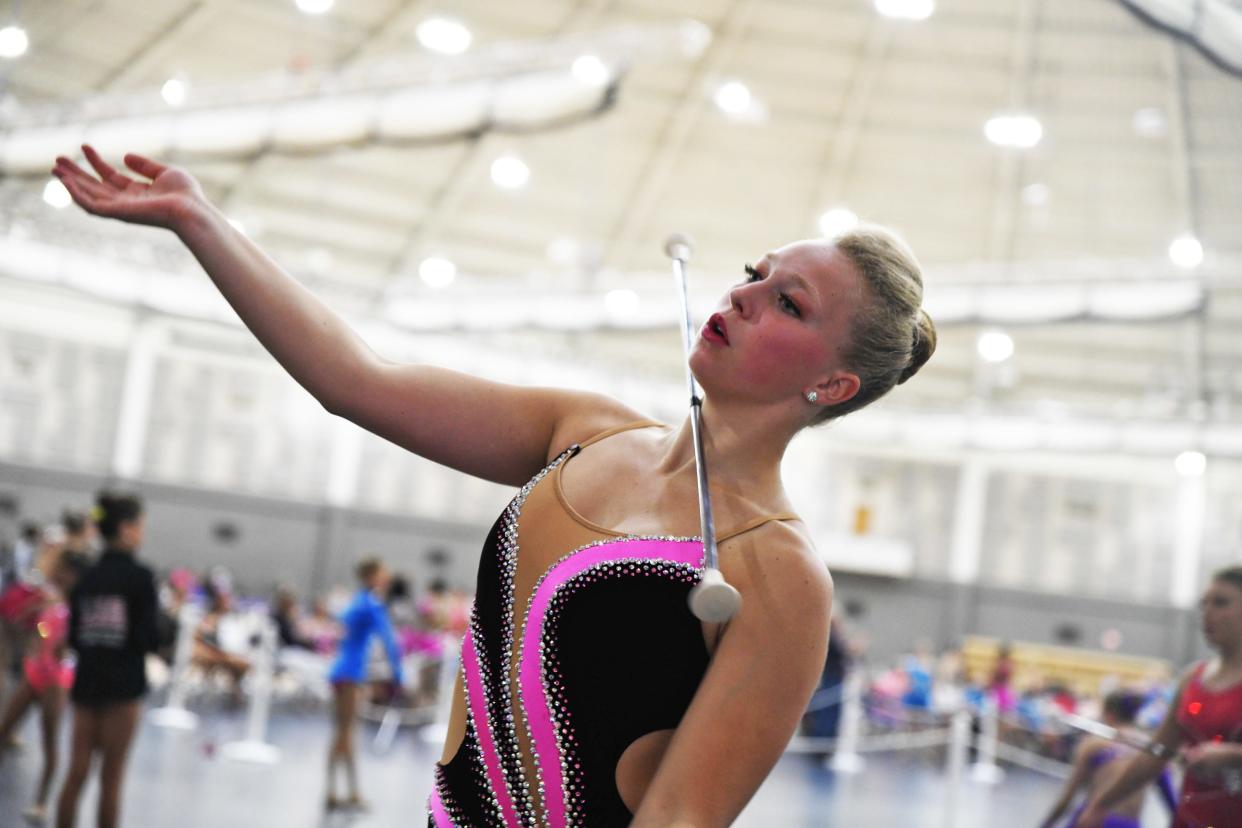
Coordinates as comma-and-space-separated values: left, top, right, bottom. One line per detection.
985, 0, 1038, 262
376, 0, 618, 283
596, 0, 760, 273
805, 13, 892, 223
1163, 39, 1207, 413
93, 1, 215, 91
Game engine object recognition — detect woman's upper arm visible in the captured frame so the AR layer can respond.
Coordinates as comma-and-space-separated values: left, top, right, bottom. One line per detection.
1150, 668, 1194, 751
327, 359, 641, 487
631, 527, 833, 827
1065, 738, 1100, 796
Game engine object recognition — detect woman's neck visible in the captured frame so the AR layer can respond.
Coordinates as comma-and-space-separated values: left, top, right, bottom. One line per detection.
659, 397, 797, 490
1217, 641, 1242, 671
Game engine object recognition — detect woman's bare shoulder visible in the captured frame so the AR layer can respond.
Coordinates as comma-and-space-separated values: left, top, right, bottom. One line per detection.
544, 391, 664, 462
720, 519, 833, 615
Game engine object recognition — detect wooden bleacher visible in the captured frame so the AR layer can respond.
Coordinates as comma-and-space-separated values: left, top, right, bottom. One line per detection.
961, 635, 1171, 697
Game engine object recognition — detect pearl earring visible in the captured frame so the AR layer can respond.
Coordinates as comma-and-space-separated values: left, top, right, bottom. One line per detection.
805, 391, 818, 404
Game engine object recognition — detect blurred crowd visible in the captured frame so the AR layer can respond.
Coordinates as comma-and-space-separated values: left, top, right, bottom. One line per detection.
801, 620, 1175, 767
1, 506, 475, 716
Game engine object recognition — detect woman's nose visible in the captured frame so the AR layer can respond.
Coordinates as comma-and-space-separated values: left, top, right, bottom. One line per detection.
729, 284, 750, 317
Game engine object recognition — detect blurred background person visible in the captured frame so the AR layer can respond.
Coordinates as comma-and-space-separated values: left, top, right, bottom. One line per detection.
324, 557, 405, 812
1079, 566, 1242, 828
1038, 690, 1175, 828
57, 491, 158, 828
0, 548, 89, 823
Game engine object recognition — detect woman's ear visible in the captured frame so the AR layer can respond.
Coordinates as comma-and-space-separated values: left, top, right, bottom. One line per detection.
813, 370, 860, 407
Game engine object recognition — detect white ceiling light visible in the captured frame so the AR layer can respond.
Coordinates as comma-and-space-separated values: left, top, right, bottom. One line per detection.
1168, 234, 1203, 268
977, 329, 1014, 363
1020, 182, 1051, 207
817, 207, 859, 238
419, 256, 457, 288
572, 54, 611, 87
1132, 107, 1167, 138
417, 17, 472, 55
874, 0, 935, 21
984, 113, 1043, 148
679, 20, 713, 58
161, 78, 188, 107
1174, 449, 1206, 477
490, 155, 530, 189
713, 80, 752, 115
42, 179, 71, 209
295, 0, 334, 14
605, 289, 640, 319
0, 25, 28, 59
546, 237, 580, 266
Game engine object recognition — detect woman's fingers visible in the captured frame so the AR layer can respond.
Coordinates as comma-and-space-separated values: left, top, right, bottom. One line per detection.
123, 153, 166, 180
81, 145, 132, 190
53, 170, 103, 214
54, 160, 112, 202
55, 163, 133, 218
55, 155, 112, 198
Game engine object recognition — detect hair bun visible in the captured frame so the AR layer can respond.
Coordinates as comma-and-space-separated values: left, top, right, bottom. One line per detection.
898, 309, 936, 385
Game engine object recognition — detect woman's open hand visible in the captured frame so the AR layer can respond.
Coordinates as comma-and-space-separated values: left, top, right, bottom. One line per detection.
52, 145, 205, 231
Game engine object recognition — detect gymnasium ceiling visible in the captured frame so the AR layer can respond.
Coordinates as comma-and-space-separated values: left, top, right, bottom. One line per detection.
2, 0, 1241, 450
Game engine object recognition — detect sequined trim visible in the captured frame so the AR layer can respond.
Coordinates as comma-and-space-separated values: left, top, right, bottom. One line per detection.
430, 766, 456, 827
547, 555, 702, 825
462, 628, 519, 825
517, 537, 704, 827
487, 446, 577, 826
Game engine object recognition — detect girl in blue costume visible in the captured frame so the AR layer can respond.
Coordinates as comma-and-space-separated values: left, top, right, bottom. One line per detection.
1039, 690, 1176, 828
54, 147, 936, 827
326, 557, 404, 812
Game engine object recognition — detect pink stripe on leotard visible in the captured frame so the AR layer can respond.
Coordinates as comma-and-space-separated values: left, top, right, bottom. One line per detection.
519, 537, 703, 828
429, 785, 452, 827
462, 629, 519, 826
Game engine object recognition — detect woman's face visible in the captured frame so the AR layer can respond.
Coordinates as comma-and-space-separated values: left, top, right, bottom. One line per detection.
213, 591, 233, 614
689, 240, 863, 409
1201, 579, 1242, 650
117, 516, 145, 550
370, 565, 391, 593
52, 560, 81, 593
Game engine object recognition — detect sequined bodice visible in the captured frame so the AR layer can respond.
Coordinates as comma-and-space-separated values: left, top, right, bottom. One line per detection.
428, 437, 711, 828
1172, 662, 1242, 827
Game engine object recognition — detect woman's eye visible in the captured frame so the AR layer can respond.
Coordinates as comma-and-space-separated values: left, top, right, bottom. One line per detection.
744, 264, 763, 283
780, 295, 801, 317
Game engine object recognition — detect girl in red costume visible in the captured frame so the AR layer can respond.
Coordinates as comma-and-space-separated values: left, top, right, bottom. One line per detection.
0, 549, 90, 823
1080, 565, 1242, 828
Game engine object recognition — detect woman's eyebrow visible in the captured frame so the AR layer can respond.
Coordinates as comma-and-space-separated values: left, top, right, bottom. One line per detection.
784, 272, 820, 305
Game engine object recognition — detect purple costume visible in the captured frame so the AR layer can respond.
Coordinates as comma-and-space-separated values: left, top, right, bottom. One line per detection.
1065, 746, 1177, 828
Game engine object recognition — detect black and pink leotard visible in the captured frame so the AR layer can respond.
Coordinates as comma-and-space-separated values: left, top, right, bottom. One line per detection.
428, 421, 795, 827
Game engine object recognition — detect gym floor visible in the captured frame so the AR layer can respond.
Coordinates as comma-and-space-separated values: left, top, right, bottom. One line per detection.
0, 704, 1171, 827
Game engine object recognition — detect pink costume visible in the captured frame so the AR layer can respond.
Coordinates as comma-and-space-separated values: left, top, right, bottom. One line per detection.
23, 601, 74, 693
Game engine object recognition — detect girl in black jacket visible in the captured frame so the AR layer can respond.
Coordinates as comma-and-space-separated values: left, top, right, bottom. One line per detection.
56, 491, 158, 828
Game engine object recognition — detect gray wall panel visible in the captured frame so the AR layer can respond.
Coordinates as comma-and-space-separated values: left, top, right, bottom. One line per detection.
0, 460, 1207, 670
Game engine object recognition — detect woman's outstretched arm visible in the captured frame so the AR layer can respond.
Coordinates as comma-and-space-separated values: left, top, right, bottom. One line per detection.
1038, 737, 1099, 828
54, 147, 635, 486
1076, 674, 1190, 828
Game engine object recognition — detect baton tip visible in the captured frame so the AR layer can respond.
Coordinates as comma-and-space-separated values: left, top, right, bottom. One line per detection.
689, 569, 741, 622
664, 233, 694, 262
